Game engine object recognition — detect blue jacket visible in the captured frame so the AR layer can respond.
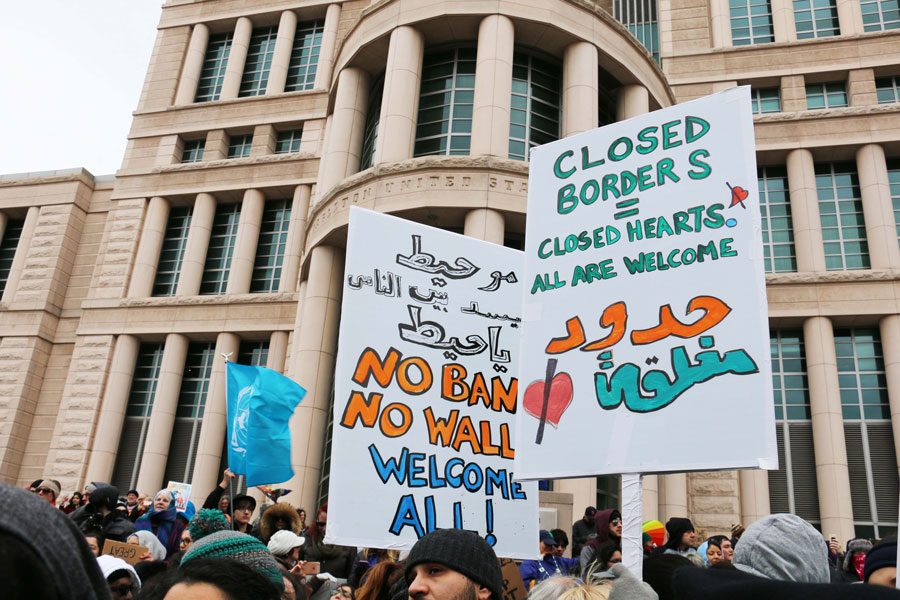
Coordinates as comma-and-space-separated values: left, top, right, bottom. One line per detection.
519, 554, 581, 588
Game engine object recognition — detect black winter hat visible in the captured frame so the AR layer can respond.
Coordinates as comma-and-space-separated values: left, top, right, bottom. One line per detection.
664, 517, 695, 550
405, 529, 502, 600
90, 485, 120, 511
864, 539, 897, 583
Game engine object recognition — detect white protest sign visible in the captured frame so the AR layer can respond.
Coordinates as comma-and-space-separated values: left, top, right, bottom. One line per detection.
325, 207, 538, 559
167, 481, 192, 512
514, 87, 777, 478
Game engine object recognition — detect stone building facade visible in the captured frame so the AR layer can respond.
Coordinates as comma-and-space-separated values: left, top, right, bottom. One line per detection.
1, 0, 899, 545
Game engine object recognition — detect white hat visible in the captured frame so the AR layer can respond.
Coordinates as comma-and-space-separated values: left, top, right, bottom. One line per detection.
267, 529, 305, 557
96, 555, 142, 593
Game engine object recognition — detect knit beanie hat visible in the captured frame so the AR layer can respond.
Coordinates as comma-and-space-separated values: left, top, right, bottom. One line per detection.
267, 530, 305, 557
182, 530, 283, 590
189, 509, 231, 542
404, 529, 502, 600
864, 540, 896, 583
664, 518, 694, 550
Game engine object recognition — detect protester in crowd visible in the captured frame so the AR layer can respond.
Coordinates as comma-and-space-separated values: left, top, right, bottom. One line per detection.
551, 529, 570, 557
97, 554, 141, 600
181, 530, 285, 593
731, 513, 829, 584
643, 553, 696, 600
330, 583, 355, 600
219, 493, 232, 513
301, 502, 357, 585
34, 478, 61, 506
0, 484, 112, 599
81, 484, 136, 543
260, 502, 303, 545
188, 508, 231, 543
69, 481, 103, 527
572, 507, 598, 557
405, 528, 503, 600
580, 509, 623, 574
697, 537, 723, 567
584, 541, 622, 582
864, 539, 897, 588
656, 518, 696, 558
707, 535, 732, 562
268, 529, 305, 569
351, 548, 400, 587
298, 508, 308, 536
123, 489, 144, 522
202, 468, 251, 528
84, 527, 105, 557
62, 491, 83, 514
134, 489, 188, 558
134, 559, 170, 592
277, 563, 308, 600
521, 530, 581, 587
180, 529, 193, 553
527, 576, 581, 600
128, 530, 168, 562
643, 532, 657, 557
834, 538, 874, 583
730, 523, 745, 549
140, 558, 281, 600
355, 559, 405, 600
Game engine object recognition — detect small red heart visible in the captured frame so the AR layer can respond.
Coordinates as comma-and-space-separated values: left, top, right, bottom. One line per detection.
522, 372, 574, 427
730, 186, 749, 206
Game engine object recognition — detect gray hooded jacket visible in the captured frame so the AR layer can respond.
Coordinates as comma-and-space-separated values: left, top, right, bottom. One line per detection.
733, 514, 830, 584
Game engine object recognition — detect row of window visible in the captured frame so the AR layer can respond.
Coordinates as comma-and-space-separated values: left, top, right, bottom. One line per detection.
111, 340, 269, 492
181, 127, 303, 164
153, 198, 291, 297
731, 0, 900, 45
749, 75, 900, 115
196, 20, 323, 102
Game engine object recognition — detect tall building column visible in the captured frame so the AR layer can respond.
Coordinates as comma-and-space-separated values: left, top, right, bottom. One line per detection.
857, 144, 900, 270
709, 0, 732, 47
739, 470, 771, 525
128, 197, 170, 297
227, 189, 266, 294
463, 209, 505, 245
0, 212, 8, 246
562, 41, 599, 137
314, 3, 342, 91
177, 193, 217, 297
770, 0, 797, 42
191, 333, 240, 497
642, 475, 659, 522
617, 85, 649, 121
804, 316, 855, 542
318, 68, 370, 195
84, 335, 141, 483
136, 334, 189, 494
556, 479, 597, 522
220, 17, 254, 100
373, 26, 424, 165
471, 14, 514, 158
879, 315, 900, 478
266, 11, 298, 95
175, 23, 211, 105
836, 0, 864, 35
659, 473, 688, 522
1, 206, 39, 304
787, 149, 827, 272
286, 245, 343, 512
267, 331, 290, 373
280, 185, 310, 293
288, 280, 308, 380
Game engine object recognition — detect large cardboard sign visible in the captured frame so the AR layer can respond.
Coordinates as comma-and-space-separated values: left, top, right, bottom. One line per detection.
326, 207, 538, 558
102, 539, 149, 565
514, 87, 777, 478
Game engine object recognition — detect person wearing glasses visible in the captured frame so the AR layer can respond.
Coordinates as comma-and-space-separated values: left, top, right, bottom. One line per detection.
520, 530, 581, 589
97, 555, 142, 600
579, 509, 622, 577
34, 479, 61, 506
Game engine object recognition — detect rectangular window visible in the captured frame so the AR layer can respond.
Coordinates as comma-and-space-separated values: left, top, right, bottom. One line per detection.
614, 0, 660, 62
876, 76, 900, 103
768, 331, 819, 522
836, 328, 899, 538
239, 26, 278, 97
153, 206, 193, 297
196, 33, 233, 102
414, 48, 476, 157
0, 218, 24, 297
861, 0, 900, 31
285, 20, 324, 92
359, 77, 384, 171
889, 159, 900, 247
596, 475, 621, 510
816, 163, 869, 270
238, 341, 270, 367
111, 343, 164, 493
250, 200, 291, 293
752, 87, 781, 114
200, 203, 241, 295
793, 0, 840, 38
758, 166, 796, 272
181, 139, 205, 163
509, 52, 561, 161
164, 342, 215, 484
805, 82, 847, 109
731, 0, 775, 45
227, 134, 253, 159
275, 129, 303, 154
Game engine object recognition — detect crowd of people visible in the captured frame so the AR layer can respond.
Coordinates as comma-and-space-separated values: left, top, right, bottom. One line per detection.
5, 475, 900, 600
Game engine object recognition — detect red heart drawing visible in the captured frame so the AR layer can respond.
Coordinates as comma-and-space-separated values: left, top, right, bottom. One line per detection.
522, 372, 574, 427
729, 185, 749, 208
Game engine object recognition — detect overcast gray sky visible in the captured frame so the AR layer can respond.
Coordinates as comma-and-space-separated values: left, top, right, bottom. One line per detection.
1, 1, 163, 176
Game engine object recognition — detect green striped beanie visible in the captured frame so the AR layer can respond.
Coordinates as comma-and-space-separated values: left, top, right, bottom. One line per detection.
188, 508, 231, 542
182, 530, 283, 590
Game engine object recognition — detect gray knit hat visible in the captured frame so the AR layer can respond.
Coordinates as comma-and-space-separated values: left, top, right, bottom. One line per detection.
405, 529, 502, 600
182, 530, 283, 590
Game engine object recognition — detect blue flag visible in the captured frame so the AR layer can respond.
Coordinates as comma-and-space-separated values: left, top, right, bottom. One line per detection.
226, 362, 306, 487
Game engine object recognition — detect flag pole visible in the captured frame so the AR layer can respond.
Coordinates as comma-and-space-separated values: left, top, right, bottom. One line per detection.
222, 352, 234, 528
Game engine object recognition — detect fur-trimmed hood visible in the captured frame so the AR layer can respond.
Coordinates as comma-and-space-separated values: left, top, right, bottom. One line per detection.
259, 502, 302, 543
